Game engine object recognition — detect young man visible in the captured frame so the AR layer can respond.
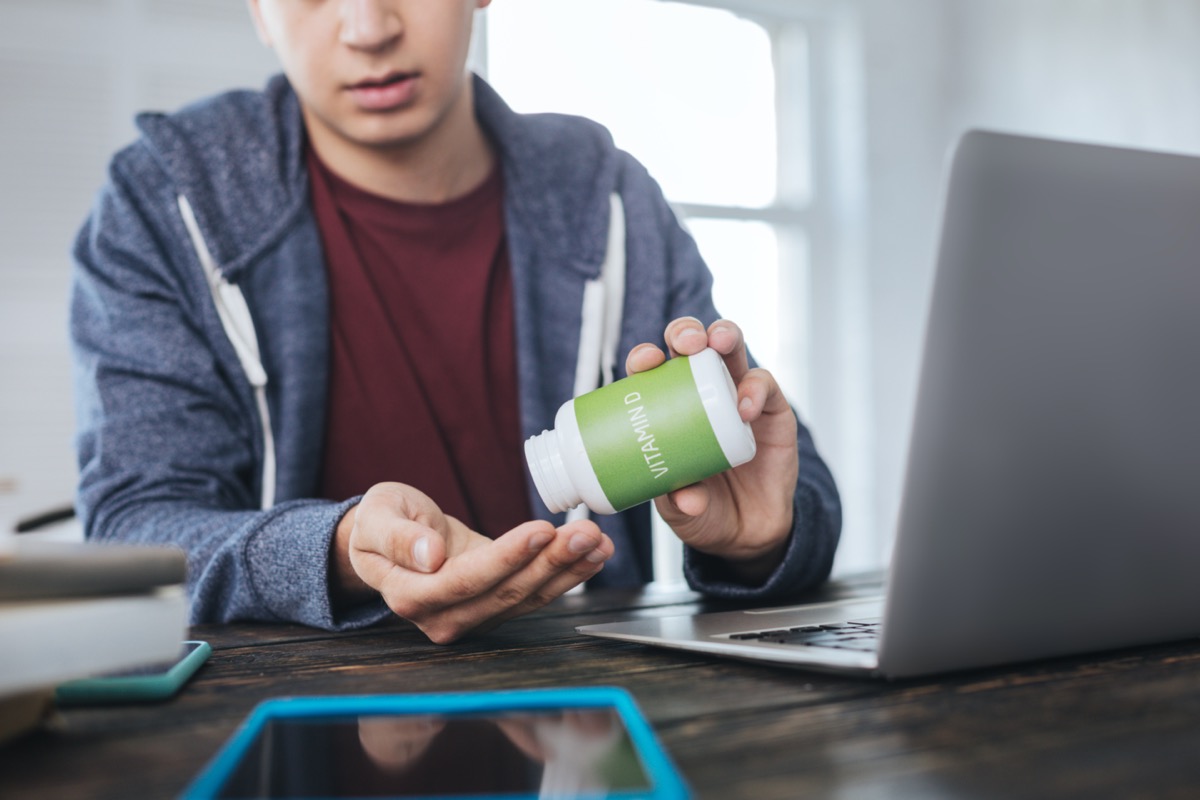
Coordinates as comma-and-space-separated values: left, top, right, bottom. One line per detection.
70, 0, 841, 643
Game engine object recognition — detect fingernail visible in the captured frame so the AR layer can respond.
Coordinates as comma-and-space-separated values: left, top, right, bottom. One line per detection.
739, 396, 753, 414
413, 536, 431, 571
680, 328, 705, 343
676, 316, 703, 327
586, 548, 609, 564
528, 531, 552, 550
569, 532, 598, 553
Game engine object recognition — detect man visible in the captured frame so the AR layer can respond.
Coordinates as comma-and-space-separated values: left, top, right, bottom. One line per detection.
70, 0, 841, 642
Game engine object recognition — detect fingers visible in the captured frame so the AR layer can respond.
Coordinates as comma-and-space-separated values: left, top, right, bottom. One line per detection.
625, 317, 751, 383
350, 486, 620, 644
378, 520, 557, 616
735, 366, 790, 423
388, 520, 613, 644
447, 521, 614, 632
658, 318, 786, 423
625, 342, 665, 376
493, 525, 614, 615
704, 319, 750, 382
664, 316, 710, 358
625, 316, 706, 376
661, 482, 711, 518
350, 483, 450, 576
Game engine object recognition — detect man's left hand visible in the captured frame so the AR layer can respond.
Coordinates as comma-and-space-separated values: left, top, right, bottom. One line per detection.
626, 317, 798, 584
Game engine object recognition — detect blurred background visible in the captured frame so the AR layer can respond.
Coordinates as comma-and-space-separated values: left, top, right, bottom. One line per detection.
3, 0, 1199, 578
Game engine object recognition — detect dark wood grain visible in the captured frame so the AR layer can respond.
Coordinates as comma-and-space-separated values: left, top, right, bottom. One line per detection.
3, 576, 1199, 799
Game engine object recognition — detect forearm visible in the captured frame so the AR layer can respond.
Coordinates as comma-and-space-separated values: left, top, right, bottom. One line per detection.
86, 493, 388, 630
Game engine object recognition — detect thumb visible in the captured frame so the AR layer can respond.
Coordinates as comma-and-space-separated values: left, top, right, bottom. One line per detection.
354, 483, 451, 574
663, 483, 710, 519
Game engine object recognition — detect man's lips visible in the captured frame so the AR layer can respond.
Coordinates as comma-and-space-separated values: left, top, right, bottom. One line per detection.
346, 72, 419, 111
350, 71, 414, 90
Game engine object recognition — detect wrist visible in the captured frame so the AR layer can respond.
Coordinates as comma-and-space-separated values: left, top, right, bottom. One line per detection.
330, 504, 374, 604
714, 505, 794, 585
723, 532, 791, 585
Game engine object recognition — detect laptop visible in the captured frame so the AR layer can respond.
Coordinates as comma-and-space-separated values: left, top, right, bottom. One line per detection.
577, 129, 1200, 678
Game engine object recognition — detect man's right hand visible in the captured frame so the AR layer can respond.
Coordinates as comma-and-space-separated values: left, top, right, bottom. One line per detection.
332, 483, 612, 643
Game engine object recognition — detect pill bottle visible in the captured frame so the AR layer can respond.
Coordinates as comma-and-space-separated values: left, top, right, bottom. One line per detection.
524, 348, 756, 514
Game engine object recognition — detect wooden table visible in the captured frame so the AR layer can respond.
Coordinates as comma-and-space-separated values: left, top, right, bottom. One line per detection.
4, 572, 1200, 799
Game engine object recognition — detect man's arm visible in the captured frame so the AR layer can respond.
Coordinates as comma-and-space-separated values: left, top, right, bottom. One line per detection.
74, 159, 615, 639
71, 162, 388, 629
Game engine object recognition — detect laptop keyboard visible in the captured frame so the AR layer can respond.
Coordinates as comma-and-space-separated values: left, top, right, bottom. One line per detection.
726, 619, 881, 652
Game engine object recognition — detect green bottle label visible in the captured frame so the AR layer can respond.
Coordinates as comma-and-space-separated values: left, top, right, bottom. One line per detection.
574, 356, 731, 511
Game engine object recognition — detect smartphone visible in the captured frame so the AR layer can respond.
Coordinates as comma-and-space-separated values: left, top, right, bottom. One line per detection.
55, 640, 211, 706
183, 687, 691, 799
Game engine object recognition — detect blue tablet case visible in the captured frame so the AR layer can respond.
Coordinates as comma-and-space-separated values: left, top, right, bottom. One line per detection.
182, 686, 690, 799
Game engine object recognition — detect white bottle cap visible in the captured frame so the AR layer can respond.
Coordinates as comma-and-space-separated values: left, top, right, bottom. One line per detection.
524, 428, 582, 514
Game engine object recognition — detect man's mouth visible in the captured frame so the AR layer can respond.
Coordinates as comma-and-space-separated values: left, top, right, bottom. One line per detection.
346, 72, 420, 111
351, 72, 416, 90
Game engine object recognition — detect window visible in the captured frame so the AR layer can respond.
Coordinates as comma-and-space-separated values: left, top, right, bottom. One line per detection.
480, 0, 872, 579
482, 0, 809, 403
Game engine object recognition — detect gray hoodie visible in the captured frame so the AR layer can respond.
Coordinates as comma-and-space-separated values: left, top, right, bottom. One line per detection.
70, 74, 840, 630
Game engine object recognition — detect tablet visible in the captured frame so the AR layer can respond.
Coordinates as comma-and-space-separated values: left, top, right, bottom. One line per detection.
182, 687, 690, 800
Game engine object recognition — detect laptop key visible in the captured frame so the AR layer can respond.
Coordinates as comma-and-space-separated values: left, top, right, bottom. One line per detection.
727, 623, 882, 649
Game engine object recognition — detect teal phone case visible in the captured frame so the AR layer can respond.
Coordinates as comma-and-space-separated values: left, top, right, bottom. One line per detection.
55, 640, 211, 705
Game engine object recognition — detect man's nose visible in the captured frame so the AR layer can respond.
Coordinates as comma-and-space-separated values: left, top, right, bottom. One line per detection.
339, 0, 402, 52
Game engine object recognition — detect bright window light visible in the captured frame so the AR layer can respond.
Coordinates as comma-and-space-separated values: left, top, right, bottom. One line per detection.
485, 0, 777, 208
684, 218, 780, 369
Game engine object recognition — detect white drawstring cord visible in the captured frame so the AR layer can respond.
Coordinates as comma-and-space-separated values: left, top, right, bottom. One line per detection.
566, 193, 627, 526
178, 196, 276, 510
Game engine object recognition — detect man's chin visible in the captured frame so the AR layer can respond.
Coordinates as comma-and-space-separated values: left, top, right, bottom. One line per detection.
344, 117, 439, 153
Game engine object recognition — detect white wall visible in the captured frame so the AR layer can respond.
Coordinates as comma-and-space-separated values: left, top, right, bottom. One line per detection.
0, 0, 277, 529
804, 0, 953, 574
853, 0, 1200, 567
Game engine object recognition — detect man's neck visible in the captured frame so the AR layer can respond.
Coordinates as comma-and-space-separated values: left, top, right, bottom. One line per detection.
304, 83, 495, 205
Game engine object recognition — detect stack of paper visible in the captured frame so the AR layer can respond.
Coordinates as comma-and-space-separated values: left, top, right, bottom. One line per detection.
0, 539, 188, 737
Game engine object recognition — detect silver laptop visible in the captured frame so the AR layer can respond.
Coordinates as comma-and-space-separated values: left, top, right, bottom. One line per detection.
578, 129, 1200, 678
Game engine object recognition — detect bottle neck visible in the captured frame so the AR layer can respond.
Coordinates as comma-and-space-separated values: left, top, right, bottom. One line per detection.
524, 428, 582, 514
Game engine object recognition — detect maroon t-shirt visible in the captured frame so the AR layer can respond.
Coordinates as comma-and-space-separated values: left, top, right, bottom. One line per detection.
307, 148, 532, 537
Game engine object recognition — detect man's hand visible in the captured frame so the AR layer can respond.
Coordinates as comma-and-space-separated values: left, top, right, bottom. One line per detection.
332, 483, 613, 643
628, 317, 798, 584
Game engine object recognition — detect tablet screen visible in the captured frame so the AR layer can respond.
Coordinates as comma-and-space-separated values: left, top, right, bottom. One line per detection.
215, 708, 652, 798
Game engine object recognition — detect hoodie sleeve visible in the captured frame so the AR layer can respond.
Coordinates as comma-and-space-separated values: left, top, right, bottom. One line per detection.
70, 151, 389, 631
616, 156, 843, 602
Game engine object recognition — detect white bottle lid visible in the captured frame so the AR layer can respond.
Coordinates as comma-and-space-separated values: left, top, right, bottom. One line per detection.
525, 428, 580, 514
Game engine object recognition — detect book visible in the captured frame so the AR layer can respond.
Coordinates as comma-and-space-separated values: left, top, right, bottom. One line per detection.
0, 585, 188, 697
0, 539, 190, 699
0, 540, 186, 601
